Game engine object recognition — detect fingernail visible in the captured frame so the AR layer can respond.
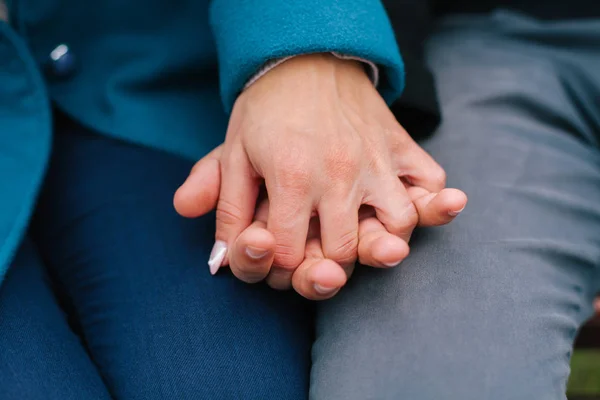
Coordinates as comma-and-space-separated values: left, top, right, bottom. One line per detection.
245, 246, 268, 260
448, 206, 466, 217
208, 240, 227, 275
313, 284, 338, 296
383, 260, 402, 267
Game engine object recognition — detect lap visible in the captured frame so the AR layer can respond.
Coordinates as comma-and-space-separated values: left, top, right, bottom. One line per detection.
312, 12, 600, 400
0, 239, 111, 400
31, 115, 313, 400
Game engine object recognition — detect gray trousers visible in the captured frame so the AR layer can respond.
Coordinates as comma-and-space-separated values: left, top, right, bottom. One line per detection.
312, 11, 600, 400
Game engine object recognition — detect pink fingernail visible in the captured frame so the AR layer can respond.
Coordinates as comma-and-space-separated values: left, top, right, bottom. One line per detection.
208, 240, 227, 275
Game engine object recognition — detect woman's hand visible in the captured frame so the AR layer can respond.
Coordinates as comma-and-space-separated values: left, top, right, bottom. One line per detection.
175, 53, 467, 298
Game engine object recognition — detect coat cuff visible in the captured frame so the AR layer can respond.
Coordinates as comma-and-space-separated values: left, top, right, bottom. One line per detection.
209, 0, 404, 113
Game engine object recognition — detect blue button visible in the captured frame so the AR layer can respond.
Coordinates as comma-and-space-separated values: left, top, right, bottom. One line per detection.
47, 44, 76, 78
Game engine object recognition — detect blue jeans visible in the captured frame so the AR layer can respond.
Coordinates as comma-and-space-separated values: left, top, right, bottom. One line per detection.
0, 113, 313, 399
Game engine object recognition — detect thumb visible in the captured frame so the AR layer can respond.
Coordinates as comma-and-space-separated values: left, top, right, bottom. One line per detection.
210, 143, 260, 275
174, 145, 223, 218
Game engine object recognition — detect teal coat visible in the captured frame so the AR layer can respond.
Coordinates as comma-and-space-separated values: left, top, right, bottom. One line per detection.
0, 0, 404, 283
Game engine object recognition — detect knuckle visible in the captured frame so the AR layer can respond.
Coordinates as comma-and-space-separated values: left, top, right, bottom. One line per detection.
216, 198, 244, 226
327, 230, 358, 265
273, 243, 303, 270
431, 167, 447, 189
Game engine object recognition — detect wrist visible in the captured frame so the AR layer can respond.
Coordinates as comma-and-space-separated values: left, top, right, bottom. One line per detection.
245, 53, 373, 91
302, 53, 369, 80
236, 52, 377, 110
275, 53, 370, 86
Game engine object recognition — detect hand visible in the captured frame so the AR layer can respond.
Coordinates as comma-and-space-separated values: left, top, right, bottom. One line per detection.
177, 171, 465, 303
176, 53, 467, 294
175, 145, 466, 299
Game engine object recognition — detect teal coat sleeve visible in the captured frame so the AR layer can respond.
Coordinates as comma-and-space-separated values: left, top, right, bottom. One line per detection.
209, 0, 405, 113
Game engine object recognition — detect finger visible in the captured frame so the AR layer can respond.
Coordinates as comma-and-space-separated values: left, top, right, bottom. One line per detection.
210, 143, 260, 275
407, 186, 468, 227
229, 224, 275, 283
292, 237, 347, 300
173, 145, 223, 218
264, 179, 313, 290
357, 215, 410, 268
398, 147, 447, 193
365, 176, 419, 243
390, 130, 447, 193
317, 192, 359, 267
314, 211, 356, 280
229, 200, 274, 283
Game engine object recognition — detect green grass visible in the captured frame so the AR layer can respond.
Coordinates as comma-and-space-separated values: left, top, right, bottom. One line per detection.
568, 350, 600, 396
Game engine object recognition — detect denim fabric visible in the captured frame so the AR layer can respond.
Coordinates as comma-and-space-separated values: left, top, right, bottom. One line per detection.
0, 114, 314, 400
0, 238, 112, 400
311, 11, 600, 400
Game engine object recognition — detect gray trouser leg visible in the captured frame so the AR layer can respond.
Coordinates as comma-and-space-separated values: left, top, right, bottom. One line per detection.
311, 11, 600, 400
